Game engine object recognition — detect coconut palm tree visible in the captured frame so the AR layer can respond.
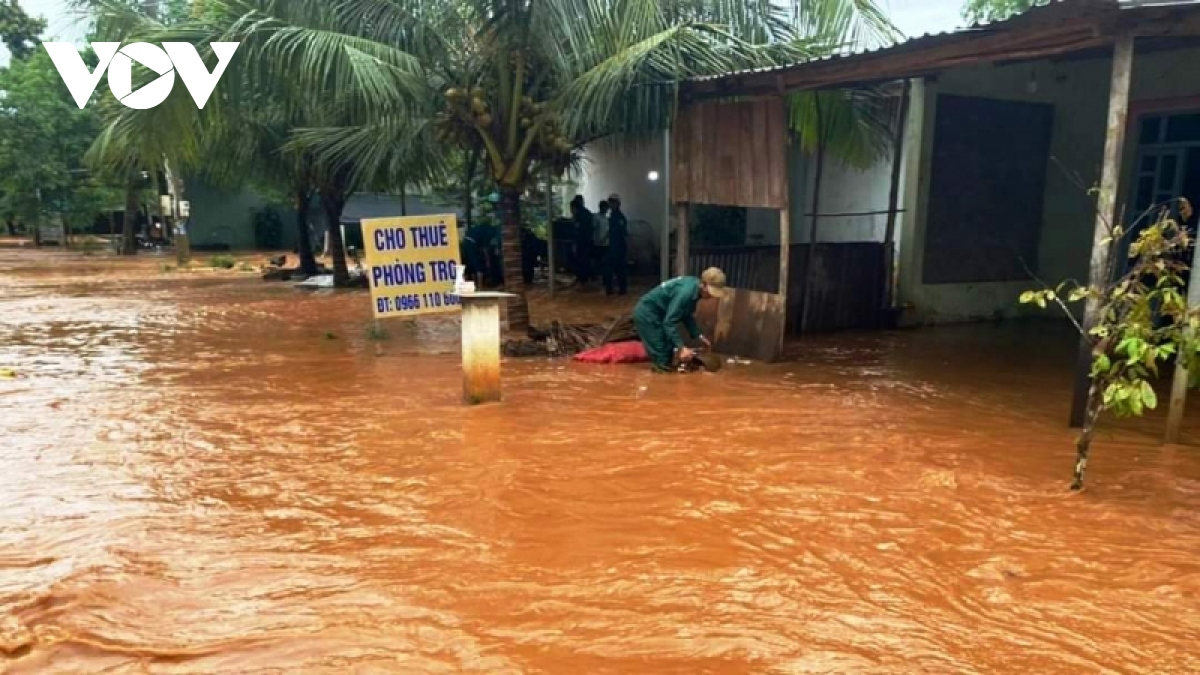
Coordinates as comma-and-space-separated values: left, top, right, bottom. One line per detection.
177, 0, 893, 327
83, 0, 895, 323
789, 87, 896, 331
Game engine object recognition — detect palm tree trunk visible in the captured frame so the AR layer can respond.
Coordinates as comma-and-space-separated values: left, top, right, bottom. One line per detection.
163, 158, 189, 264
122, 178, 139, 256
153, 170, 167, 245
295, 188, 318, 276
499, 186, 530, 329
320, 189, 350, 286
801, 99, 827, 334
464, 149, 479, 229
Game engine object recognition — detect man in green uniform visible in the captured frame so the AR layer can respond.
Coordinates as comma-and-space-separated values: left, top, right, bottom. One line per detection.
634, 267, 728, 372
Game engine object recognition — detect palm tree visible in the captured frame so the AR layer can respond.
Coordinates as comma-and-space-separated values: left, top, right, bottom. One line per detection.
789, 87, 895, 332
194, 98, 324, 276
83, 0, 895, 323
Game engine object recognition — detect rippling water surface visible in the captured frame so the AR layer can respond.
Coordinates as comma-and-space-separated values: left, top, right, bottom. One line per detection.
3, 248, 1200, 673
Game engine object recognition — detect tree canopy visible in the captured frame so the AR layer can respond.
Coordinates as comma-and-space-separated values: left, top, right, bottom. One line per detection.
77, 0, 897, 309
0, 0, 45, 61
962, 0, 1047, 25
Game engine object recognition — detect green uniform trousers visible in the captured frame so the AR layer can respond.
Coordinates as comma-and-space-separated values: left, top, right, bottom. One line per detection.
634, 307, 674, 372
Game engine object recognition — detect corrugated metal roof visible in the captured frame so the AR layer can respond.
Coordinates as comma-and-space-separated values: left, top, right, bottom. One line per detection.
687, 0, 1200, 89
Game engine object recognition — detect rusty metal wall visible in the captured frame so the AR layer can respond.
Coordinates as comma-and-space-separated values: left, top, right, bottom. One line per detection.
690, 243, 886, 334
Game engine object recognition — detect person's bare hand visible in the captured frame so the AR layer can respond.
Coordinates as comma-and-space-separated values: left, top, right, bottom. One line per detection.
679, 347, 696, 362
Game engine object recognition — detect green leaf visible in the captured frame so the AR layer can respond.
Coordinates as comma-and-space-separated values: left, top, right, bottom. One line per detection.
1020, 291, 1036, 304
1068, 287, 1089, 303
1092, 353, 1112, 375
1141, 381, 1159, 410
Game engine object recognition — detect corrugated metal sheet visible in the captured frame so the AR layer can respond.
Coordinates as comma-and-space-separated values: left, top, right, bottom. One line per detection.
685, 0, 1200, 92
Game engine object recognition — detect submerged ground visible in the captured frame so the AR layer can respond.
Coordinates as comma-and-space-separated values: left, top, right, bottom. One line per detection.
2, 247, 1199, 674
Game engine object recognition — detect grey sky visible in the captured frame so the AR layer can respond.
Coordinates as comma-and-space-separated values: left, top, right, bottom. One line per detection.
2, 0, 968, 64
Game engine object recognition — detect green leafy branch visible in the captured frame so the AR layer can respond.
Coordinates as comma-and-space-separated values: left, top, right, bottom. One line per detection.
1021, 197, 1200, 488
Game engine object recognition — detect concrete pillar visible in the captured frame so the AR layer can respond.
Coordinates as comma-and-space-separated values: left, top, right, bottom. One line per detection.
460, 292, 515, 405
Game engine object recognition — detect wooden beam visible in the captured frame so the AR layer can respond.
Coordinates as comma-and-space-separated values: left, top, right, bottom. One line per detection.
1165, 231, 1200, 443
675, 203, 689, 277
547, 170, 556, 297
1070, 33, 1135, 429
778, 204, 790, 351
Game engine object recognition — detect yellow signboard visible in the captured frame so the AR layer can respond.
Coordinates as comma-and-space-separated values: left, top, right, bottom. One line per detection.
362, 214, 462, 319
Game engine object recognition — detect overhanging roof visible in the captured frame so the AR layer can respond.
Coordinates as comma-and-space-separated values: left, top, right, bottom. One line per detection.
683, 0, 1200, 100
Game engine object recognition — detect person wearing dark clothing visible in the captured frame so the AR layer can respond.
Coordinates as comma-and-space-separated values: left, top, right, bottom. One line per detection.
593, 200, 610, 276
462, 221, 497, 286
633, 268, 727, 372
570, 195, 594, 284
604, 194, 629, 296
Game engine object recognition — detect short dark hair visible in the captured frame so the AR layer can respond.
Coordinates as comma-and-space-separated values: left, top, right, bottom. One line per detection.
598, 200, 609, 211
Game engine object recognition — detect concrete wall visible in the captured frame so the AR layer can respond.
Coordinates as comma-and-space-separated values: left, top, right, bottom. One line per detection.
583, 128, 901, 250
896, 46, 1200, 325
187, 179, 283, 251
188, 185, 453, 252
577, 134, 669, 240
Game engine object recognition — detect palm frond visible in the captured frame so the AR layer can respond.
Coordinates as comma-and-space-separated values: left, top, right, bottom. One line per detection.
788, 87, 895, 170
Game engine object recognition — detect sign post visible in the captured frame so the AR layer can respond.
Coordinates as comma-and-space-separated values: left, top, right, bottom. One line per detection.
363, 215, 515, 405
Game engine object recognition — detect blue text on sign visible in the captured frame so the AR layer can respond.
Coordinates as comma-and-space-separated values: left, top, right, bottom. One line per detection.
373, 224, 451, 252
371, 260, 458, 288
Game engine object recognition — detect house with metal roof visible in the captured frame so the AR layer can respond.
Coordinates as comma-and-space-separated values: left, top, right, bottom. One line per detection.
621, 0, 1200, 418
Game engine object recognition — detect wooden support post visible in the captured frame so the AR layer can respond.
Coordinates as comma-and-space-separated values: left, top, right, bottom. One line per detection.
662, 127, 672, 282
1071, 34, 1135, 428
1165, 237, 1200, 443
547, 171, 556, 297
460, 292, 515, 405
883, 80, 912, 314
778, 205, 792, 350
674, 203, 689, 277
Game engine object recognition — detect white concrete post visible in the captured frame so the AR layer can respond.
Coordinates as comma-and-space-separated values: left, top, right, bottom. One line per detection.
460, 292, 515, 405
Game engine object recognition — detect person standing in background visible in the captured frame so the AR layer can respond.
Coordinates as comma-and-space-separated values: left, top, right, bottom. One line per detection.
593, 200, 610, 283
604, 194, 629, 296
570, 195, 594, 285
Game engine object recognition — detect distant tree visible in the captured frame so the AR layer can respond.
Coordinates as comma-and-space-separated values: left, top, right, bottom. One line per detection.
0, 48, 123, 240
962, 0, 1046, 25
0, 0, 45, 61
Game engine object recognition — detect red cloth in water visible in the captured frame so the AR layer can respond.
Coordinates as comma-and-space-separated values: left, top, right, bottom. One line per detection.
573, 341, 649, 364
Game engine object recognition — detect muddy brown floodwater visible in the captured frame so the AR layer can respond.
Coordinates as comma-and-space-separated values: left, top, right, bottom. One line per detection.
3, 248, 1200, 674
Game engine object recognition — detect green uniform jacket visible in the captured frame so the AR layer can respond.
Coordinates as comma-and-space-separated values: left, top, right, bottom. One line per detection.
634, 276, 703, 350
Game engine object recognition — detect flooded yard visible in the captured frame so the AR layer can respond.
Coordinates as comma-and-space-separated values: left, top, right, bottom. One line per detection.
2, 249, 1199, 673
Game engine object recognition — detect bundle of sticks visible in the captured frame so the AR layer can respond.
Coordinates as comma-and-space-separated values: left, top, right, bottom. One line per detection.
503, 314, 638, 358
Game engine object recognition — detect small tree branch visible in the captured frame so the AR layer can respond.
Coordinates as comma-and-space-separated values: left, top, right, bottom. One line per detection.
1020, 257, 1088, 337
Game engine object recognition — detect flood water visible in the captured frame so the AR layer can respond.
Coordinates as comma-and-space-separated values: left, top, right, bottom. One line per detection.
3, 247, 1200, 674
